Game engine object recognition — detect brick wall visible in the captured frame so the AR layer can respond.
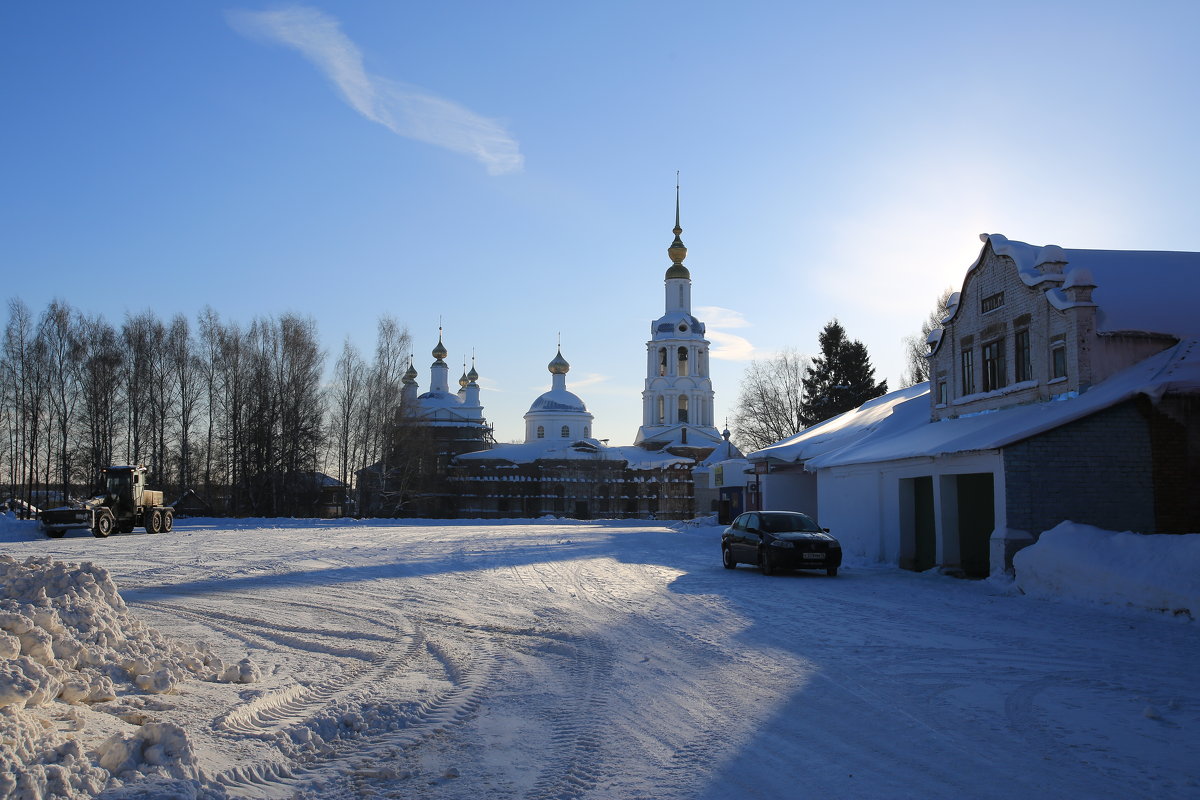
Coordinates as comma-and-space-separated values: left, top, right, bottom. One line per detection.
1003, 401, 1155, 536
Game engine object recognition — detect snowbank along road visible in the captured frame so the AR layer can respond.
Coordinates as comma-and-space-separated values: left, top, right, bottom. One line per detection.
2, 517, 1197, 799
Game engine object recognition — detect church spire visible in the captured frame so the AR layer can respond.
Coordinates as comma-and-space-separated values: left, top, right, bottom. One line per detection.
666, 173, 690, 280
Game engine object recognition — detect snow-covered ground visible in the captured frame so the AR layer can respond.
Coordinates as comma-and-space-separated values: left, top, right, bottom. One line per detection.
1, 513, 1196, 799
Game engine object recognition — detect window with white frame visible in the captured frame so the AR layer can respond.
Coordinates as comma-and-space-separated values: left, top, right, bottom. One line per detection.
1051, 343, 1067, 379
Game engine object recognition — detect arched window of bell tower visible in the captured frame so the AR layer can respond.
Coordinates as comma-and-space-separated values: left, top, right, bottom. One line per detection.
677, 347, 689, 377
658, 347, 667, 377
656, 396, 665, 424
678, 394, 689, 423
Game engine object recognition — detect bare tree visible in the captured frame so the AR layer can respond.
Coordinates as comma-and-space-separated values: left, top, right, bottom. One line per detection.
77, 314, 125, 482
121, 311, 157, 468
329, 338, 365, 490
169, 314, 202, 492
275, 313, 325, 514
3, 299, 41, 515
38, 301, 85, 498
901, 288, 955, 387
356, 317, 410, 512
730, 348, 810, 453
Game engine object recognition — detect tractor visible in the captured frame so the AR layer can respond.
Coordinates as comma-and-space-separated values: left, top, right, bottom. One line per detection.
42, 465, 173, 538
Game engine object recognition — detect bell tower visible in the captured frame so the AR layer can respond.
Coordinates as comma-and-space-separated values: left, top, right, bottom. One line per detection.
635, 182, 722, 450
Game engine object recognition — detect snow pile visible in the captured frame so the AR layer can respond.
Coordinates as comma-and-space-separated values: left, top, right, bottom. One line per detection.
1013, 522, 1200, 618
0, 556, 257, 799
0, 511, 41, 543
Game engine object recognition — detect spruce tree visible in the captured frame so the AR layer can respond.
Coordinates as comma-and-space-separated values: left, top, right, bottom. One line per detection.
800, 319, 888, 427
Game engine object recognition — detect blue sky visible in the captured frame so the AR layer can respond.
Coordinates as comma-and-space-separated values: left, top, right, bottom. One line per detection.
4, 1, 1199, 445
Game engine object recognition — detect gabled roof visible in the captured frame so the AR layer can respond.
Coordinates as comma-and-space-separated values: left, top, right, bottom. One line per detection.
750, 339, 1200, 470
953, 234, 1200, 339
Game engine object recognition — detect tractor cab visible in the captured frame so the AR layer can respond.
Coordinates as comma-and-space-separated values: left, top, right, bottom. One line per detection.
101, 466, 143, 515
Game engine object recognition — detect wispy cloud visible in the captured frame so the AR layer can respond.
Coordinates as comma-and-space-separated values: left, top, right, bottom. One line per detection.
228, 6, 523, 175
707, 330, 762, 361
696, 306, 751, 329
695, 306, 764, 360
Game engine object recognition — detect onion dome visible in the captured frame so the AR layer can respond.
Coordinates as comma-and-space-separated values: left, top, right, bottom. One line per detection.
548, 348, 570, 375
432, 334, 448, 361
459, 368, 470, 389
665, 180, 690, 280
402, 358, 418, 384
467, 364, 479, 383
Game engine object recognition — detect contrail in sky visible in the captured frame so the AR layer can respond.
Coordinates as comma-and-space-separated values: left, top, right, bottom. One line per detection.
228, 6, 524, 175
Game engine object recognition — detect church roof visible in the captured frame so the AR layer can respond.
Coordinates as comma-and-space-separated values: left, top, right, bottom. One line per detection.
527, 389, 588, 414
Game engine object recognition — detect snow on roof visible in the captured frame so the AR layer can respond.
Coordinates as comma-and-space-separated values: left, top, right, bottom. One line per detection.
974, 234, 1200, 339
526, 387, 589, 414
751, 339, 1200, 469
750, 383, 929, 466
455, 439, 692, 470
699, 437, 745, 465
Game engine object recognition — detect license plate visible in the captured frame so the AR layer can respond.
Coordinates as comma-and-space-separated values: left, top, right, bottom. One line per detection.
802, 552, 825, 560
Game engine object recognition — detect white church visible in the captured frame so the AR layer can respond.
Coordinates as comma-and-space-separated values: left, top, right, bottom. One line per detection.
385, 192, 742, 519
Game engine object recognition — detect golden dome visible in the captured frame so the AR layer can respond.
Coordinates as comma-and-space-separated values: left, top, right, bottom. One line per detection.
467, 365, 479, 383
548, 348, 570, 375
432, 335, 448, 361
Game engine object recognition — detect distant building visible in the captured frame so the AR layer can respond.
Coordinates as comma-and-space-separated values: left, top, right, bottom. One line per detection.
443, 189, 741, 520
749, 233, 1200, 576
358, 334, 493, 516
450, 348, 697, 519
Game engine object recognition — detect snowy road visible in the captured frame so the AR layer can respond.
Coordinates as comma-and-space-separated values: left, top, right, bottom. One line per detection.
5, 518, 1197, 799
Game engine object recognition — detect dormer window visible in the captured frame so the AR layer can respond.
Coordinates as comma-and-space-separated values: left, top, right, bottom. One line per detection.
981, 292, 1005, 314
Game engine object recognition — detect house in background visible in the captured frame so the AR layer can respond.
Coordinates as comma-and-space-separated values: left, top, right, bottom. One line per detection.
749, 233, 1200, 576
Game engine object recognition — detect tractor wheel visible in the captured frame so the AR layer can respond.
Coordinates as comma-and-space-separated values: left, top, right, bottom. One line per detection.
147, 509, 163, 534
162, 509, 174, 532
93, 512, 114, 538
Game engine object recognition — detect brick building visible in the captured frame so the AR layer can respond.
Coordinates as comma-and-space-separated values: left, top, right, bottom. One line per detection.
747, 234, 1200, 576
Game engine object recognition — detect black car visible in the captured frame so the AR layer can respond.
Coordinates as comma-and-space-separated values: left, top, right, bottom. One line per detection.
721, 511, 842, 576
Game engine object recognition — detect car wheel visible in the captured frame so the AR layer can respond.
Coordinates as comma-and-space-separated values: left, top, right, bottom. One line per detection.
827, 566, 838, 577
147, 510, 162, 534
722, 546, 736, 569
45, 528, 65, 539
162, 510, 174, 532
759, 548, 775, 576
94, 513, 114, 538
